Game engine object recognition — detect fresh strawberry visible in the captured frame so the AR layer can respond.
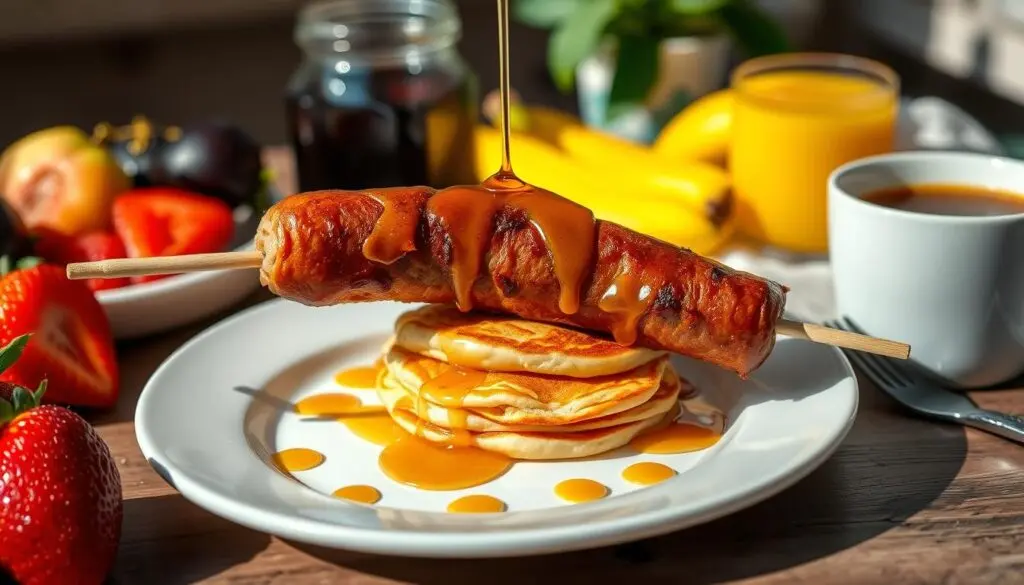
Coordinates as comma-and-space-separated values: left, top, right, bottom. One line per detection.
0, 262, 119, 408
35, 230, 130, 291
112, 187, 234, 284
0, 335, 122, 585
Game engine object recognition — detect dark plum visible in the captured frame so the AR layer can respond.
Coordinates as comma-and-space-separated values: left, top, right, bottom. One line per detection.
93, 117, 179, 188
107, 135, 170, 188
95, 117, 263, 208
151, 121, 263, 207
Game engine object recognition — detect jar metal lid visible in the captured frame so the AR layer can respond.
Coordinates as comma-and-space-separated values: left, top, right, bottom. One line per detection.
295, 0, 462, 64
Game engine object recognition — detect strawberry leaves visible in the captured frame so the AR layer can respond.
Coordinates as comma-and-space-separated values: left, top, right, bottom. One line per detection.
35, 379, 47, 401
11, 386, 35, 414
0, 334, 46, 424
0, 255, 44, 278
0, 334, 30, 375
15, 257, 43, 271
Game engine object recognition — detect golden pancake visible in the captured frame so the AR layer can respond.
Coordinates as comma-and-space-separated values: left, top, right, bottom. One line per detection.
384, 346, 668, 423
394, 304, 665, 378
385, 400, 677, 460
378, 367, 682, 433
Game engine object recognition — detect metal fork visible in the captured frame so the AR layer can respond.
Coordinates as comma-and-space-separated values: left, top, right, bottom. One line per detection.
825, 317, 1024, 445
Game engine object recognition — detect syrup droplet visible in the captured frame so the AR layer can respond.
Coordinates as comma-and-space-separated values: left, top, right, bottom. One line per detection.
362, 189, 423, 264
554, 478, 608, 503
622, 462, 676, 485
333, 484, 382, 504
425, 182, 596, 315
629, 423, 720, 454
425, 186, 503, 312
598, 264, 655, 345
447, 494, 507, 514
271, 448, 325, 472
394, 395, 474, 448
420, 366, 487, 408
503, 188, 595, 315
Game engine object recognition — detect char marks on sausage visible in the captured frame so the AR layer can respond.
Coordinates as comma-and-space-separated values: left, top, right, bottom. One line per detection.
256, 187, 787, 376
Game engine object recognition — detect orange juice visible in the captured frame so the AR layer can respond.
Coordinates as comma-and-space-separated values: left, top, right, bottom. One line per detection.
730, 55, 898, 252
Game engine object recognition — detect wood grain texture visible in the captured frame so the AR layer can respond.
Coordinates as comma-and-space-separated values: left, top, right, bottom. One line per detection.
98, 149, 1023, 584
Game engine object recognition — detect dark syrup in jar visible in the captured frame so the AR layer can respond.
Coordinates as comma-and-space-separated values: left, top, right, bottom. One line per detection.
287, 67, 476, 191
286, 0, 477, 192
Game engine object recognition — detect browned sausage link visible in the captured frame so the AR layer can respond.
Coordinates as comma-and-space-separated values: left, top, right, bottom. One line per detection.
257, 189, 788, 376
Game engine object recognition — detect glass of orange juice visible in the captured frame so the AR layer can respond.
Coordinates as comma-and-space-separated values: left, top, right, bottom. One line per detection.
730, 53, 899, 253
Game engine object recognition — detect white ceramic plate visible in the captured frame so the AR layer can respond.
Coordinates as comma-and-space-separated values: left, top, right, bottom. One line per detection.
136, 300, 858, 558
96, 205, 262, 339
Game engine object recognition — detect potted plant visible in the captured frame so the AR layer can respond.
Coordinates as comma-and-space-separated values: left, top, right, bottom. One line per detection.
514, 0, 790, 142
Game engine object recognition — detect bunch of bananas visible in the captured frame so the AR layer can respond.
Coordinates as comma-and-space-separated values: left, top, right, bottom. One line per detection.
474, 91, 735, 255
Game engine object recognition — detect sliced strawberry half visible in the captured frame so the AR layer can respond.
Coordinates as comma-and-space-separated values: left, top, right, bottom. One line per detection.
35, 230, 130, 291
0, 263, 119, 408
112, 187, 235, 284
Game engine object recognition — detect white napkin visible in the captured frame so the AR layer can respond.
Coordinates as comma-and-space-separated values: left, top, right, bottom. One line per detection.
712, 96, 1002, 324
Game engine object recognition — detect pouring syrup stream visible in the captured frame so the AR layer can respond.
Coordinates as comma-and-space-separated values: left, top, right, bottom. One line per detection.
496, 0, 514, 177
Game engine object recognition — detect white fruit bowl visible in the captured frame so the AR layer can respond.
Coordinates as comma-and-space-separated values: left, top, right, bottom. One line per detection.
94, 204, 263, 339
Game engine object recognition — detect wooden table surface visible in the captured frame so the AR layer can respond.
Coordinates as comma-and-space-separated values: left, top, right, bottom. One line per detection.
97, 150, 1024, 584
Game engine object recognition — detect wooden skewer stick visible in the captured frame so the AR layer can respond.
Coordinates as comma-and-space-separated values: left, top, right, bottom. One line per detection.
776, 319, 909, 360
66, 252, 911, 360
65, 251, 263, 279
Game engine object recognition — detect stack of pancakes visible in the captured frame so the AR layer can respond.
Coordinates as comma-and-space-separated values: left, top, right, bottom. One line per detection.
376, 304, 684, 460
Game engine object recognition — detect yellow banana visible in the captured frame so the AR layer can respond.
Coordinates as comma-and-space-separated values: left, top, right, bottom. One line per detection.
514, 107, 733, 225
473, 126, 733, 255
652, 89, 733, 166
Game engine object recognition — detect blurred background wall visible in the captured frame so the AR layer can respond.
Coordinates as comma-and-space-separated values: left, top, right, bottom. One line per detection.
1, 0, 1022, 147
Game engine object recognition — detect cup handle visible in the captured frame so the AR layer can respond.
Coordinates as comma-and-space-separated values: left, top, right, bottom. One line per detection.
962, 410, 1024, 445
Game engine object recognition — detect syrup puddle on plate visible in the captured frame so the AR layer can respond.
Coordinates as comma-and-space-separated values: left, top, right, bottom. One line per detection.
295, 391, 406, 446
272, 448, 325, 473
342, 412, 409, 447
333, 365, 385, 390
294, 388, 513, 490
294, 393, 385, 416
554, 478, 608, 503
629, 422, 721, 454
379, 435, 512, 491
333, 484, 382, 504
447, 494, 506, 514
622, 462, 676, 485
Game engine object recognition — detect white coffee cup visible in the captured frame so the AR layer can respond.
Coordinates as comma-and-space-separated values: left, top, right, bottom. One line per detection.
828, 151, 1024, 389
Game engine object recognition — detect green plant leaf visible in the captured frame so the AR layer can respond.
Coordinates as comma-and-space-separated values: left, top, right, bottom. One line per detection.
607, 35, 661, 121
0, 256, 10, 277
513, 0, 581, 29
0, 334, 30, 376
0, 400, 12, 425
718, 0, 790, 57
548, 0, 619, 92
669, 0, 730, 15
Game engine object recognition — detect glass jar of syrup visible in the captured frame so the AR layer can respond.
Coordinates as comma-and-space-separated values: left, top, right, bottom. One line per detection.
287, 0, 478, 192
